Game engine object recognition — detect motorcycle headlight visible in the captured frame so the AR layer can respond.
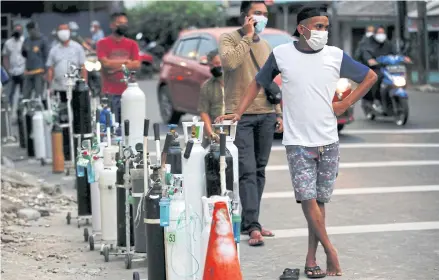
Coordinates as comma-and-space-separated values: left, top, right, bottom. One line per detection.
84, 61, 95, 72
84, 60, 102, 72
336, 78, 351, 94
393, 76, 406, 87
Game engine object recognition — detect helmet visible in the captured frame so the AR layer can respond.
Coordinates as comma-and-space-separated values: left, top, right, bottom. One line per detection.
68, 21, 79, 31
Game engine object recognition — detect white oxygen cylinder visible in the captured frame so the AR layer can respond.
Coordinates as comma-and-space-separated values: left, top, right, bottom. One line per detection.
166, 193, 191, 280
181, 119, 207, 279
32, 109, 46, 160
99, 147, 118, 243
200, 195, 231, 275
43, 110, 53, 160
121, 81, 146, 148
91, 158, 104, 233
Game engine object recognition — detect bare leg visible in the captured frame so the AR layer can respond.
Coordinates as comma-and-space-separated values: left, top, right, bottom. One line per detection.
305, 202, 326, 276
302, 199, 342, 276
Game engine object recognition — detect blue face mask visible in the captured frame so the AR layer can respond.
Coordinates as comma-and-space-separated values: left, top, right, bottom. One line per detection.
253, 15, 268, 34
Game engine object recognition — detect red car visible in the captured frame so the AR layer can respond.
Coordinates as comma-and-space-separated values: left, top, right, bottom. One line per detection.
158, 27, 354, 132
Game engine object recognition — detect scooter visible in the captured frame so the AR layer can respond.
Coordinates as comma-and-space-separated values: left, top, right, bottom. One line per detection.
361, 55, 411, 126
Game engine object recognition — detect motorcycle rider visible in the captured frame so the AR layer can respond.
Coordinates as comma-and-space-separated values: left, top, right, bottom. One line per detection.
354, 25, 375, 62
361, 26, 411, 113
68, 21, 94, 52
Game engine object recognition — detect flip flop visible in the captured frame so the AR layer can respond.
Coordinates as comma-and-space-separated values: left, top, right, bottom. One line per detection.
279, 268, 300, 280
248, 230, 264, 247
261, 228, 275, 237
304, 266, 326, 278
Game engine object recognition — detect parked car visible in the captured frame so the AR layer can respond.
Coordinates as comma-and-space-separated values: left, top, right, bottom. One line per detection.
158, 27, 354, 133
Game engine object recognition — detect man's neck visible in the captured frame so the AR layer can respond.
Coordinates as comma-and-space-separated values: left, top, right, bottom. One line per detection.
297, 37, 313, 52
111, 34, 124, 41
62, 40, 70, 47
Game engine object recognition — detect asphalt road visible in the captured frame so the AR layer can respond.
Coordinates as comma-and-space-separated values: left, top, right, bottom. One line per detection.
2, 78, 439, 280
138, 78, 439, 280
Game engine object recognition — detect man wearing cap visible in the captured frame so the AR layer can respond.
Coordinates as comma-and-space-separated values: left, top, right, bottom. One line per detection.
217, 5, 377, 277
89, 21, 105, 47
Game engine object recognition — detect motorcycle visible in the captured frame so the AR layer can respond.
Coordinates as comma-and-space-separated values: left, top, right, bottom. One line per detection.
135, 32, 162, 78
335, 78, 355, 132
361, 55, 410, 126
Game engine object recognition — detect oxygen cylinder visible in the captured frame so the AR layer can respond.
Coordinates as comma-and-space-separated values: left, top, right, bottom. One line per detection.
91, 157, 104, 233
99, 149, 118, 243
52, 123, 64, 173
166, 124, 182, 174
121, 72, 146, 148
43, 110, 53, 160
32, 104, 46, 160
1, 94, 8, 139
17, 100, 28, 148
25, 102, 36, 157
212, 121, 239, 191
131, 166, 146, 253
204, 142, 234, 197
75, 135, 93, 216
146, 166, 166, 280
181, 120, 207, 280
72, 79, 92, 135
165, 192, 192, 280
116, 121, 134, 248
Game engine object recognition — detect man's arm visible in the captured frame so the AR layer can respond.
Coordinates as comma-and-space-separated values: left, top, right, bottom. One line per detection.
338, 52, 377, 108
21, 38, 28, 58
2, 43, 10, 70
45, 49, 55, 84
235, 52, 281, 116
126, 41, 140, 71
42, 38, 50, 71
219, 33, 253, 71
78, 44, 87, 81
198, 82, 213, 136
96, 40, 126, 70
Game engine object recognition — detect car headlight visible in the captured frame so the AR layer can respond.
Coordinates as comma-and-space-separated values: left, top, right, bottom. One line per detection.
84, 60, 102, 72
336, 78, 351, 94
393, 76, 406, 87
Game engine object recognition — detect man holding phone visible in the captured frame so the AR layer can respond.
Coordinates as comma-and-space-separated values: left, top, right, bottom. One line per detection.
217, 0, 282, 247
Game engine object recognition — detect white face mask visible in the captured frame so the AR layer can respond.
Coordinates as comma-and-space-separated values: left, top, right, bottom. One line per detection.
57, 30, 70, 42
90, 27, 94, 33
301, 25, 328, 51
374, 33, 387, 43
365, 32, 374, 38
252, 15, 268, 34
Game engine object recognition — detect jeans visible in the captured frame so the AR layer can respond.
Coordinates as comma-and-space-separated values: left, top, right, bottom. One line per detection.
22, 73, 44, 100
234, 113, 277, 233
8, 74, 24, 105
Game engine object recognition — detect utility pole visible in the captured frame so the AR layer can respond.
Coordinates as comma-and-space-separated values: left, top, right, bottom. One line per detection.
417, 1, 429, 84
330, 1, 340, 48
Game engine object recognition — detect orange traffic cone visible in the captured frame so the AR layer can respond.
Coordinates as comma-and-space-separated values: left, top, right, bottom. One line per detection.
203, 201, 243, 280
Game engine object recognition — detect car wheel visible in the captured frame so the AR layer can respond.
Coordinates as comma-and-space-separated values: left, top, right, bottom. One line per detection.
158, 85, 183, 124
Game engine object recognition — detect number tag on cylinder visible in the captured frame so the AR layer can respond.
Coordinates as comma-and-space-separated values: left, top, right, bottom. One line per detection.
166, 232, 176, 244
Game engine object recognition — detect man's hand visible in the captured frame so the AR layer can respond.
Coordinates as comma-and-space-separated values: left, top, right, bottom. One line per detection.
210, 132, 220, 142
215, 113, 241, 124
404, 56, 412, 64
275, 117, 283, 133
332, 100, 350, 116
243, 16, 255, 37
367, 59, 379, 66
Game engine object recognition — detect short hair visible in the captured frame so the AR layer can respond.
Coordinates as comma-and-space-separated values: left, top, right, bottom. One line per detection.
240, 1, 266, 14
111, 12, 128, 22
207, 49, 219, 63
26, 21, 37, 30
376, 25, 386, 32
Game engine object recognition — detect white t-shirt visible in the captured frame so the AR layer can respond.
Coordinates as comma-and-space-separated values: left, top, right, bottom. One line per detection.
255, 42, 369, 147
2, 37, 26, 76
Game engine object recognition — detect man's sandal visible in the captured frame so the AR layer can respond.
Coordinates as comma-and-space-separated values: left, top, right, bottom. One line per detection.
279, 268, 300, 280
304, 266, 327, 278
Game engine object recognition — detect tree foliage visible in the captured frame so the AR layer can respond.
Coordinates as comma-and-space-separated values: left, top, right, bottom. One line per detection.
127, 1, 225, 48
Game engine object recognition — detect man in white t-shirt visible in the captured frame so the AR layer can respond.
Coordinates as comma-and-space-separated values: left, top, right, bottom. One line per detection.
217, 5, 377, 278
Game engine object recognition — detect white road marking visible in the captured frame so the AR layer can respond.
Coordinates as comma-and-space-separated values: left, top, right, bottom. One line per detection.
262, 185, 439, 199
253, 222, 439, 239
266, 160, 439, 171
271, 143, 439, 151
342, 128, 439, 135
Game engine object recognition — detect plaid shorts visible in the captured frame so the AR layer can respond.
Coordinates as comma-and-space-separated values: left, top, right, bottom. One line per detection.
286, 142, 340, 203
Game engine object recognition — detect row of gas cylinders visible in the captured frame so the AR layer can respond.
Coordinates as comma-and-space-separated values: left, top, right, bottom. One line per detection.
76, 119, 240, 280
